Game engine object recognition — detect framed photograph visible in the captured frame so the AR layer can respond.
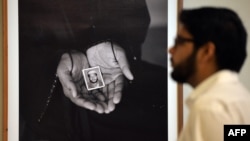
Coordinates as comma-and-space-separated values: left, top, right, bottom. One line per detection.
82, 66, 105, 91
4, 0, 179, 141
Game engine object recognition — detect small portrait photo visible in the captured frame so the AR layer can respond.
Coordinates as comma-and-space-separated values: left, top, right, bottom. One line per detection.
82, 66, 105, 91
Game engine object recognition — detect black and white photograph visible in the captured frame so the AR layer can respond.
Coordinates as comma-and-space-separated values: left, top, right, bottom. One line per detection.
82, 66, 105, 91
5, 0, 250, 141
17, 0, 168, 141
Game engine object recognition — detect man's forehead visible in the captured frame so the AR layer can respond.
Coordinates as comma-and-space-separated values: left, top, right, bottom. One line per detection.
178, 24, 193, 38
88, 70, 97, 74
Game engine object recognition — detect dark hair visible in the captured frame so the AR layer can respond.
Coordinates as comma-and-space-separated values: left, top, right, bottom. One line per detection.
179, 7, 247, 72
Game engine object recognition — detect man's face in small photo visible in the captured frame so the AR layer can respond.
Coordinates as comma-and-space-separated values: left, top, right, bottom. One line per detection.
88, 71, 98, 83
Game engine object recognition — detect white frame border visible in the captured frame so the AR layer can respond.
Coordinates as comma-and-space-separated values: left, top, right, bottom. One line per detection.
6, 0, 179, 141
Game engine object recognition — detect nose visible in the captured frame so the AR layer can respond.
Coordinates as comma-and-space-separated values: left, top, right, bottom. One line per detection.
167, 46, 175, 54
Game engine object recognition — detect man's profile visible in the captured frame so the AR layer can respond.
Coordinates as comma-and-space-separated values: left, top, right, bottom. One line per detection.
168, 7, 250, 141
83, 66, 105, 90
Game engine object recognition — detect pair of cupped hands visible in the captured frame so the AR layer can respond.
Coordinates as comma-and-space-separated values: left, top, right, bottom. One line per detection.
56, 42, 133, 114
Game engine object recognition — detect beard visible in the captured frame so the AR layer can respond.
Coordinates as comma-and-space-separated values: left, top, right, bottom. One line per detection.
171, 51, 197, 83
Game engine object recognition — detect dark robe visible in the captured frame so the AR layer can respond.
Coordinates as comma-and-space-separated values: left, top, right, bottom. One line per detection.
19, 0, 167, 141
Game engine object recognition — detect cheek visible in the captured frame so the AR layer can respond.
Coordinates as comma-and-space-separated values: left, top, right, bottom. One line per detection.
172, 49, 193, 66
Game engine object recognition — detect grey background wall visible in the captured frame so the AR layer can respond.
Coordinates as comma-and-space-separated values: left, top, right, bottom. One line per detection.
142, 0, 167, 68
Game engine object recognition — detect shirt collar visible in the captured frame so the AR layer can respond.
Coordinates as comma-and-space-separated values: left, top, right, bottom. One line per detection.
186, 69, 239, 108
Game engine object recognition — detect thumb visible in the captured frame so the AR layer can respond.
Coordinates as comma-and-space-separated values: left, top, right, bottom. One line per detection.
64, 80, 78, 98
120, 66, 133, 81
58, 72, 78, 98
116, 51, 134, 80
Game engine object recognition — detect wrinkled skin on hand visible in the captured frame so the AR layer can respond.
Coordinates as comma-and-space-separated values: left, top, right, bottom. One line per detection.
86, 41, 134, 111
57, 42, 134, 114
57, 50, 110, 113
87, 42, 134, 84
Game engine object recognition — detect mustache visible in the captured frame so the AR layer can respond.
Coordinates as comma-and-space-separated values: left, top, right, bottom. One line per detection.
170, 58, 174, 64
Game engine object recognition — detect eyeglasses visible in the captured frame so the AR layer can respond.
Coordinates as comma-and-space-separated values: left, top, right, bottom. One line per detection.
174, 36, 195, 46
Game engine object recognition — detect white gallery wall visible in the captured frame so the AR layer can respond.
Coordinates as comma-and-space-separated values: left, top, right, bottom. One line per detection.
168, 0, 178, 141
8, 0, 19, 140
183, 0, 250, 124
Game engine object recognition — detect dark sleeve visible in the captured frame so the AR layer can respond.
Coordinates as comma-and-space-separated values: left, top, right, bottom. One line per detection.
19, 0, 150, 102
19, 0, 150, 56
19, 0, 151, 139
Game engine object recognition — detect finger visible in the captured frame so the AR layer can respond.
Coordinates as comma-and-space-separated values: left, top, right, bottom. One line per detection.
107, 81, 115, 111
102, 84, 108, 99
107, 99, 115, 113
108, 81, 115, 99
72, 98, 96, 111
81, 85, 89, 95
95, 103, 105, 114
121, 67, 134, 80
82, 93, 95, 101
113, 75, 124, 104
70, 51, 89, 79
100, 102, 110, 114
103, 74, 113, 84
68, 82, 78, 97
95, 92, 106, 101
116, 50, 134, 80
75, 80, 83, 94
57, 53, 78, 97
113, 90, 122, 104
60, 79, 78, 98
57, 53, 72, 74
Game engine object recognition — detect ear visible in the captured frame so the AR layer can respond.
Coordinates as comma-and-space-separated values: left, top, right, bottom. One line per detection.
197, 41, 216, 63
